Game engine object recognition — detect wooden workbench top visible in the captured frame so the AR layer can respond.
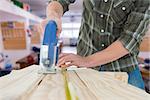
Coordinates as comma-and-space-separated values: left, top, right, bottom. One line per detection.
0, 65, 149, 100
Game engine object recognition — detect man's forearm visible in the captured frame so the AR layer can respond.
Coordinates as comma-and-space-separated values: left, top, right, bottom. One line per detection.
86, 40, 129, 67
47, 1, 63, 18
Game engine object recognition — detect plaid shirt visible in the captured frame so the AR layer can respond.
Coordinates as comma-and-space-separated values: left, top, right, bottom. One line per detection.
50, 0, 150, 72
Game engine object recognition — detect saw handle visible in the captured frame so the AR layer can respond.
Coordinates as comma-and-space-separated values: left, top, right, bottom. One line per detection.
42, 20, 58, 67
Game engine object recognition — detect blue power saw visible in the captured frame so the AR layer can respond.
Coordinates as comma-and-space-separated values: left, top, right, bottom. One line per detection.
39, 20, 59, 74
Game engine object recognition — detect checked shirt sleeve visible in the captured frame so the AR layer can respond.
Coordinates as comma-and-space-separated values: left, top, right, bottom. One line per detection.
49, 0, 75, 13
118, 0, 150, 54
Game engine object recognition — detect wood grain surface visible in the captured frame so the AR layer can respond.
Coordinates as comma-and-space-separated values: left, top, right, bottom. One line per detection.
0, 65, 44, 100
28, 71, 66, 100
0, 65, 150, 100
75, 69, 150, 100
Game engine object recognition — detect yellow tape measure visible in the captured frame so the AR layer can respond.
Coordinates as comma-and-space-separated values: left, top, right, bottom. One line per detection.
61, 68, 78, 100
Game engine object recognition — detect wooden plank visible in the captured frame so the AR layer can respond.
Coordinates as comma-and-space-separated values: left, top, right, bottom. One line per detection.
1, 67, 149, 100
28, 71, 66, 100
0, 65, 39, 88
0, 65, 45, 100
68, 71, 97, 100
75, 69, 150, 100
99, 72, 128, 83
28, 68, 128, 100
67, 67, 128, 83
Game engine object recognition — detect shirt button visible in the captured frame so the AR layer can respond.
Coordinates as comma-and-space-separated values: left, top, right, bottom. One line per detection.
101, 29, 105, 33
104, 0, 108, 2
100, 14, 104, 18
122, 7, 126, 11
102, 44, 105, 47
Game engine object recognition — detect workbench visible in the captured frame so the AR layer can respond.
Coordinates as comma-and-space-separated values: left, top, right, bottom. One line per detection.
0, 65, 150, 100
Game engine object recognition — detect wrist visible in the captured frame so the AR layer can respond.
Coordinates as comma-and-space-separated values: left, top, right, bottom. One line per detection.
47, 1, 63, 18
46, 11, 60, 19
84, 56, 96, 68
46, 14, 60, 27
46, 11, 62, 35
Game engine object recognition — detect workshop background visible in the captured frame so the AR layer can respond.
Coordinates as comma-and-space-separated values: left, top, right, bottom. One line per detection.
0, 0, 150, 93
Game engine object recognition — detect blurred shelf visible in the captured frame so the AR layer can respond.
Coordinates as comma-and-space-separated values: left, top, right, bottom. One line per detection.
0, 0, 42, 22
0, 0, 43, 65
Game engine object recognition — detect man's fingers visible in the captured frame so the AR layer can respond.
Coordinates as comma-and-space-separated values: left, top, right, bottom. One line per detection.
58, 56, 71, 67
59, 53, 67, 59
41, 17, 62, 37
60, 62, 73, 68
41, 19, 49, 28
56, 28, 62, 37
66, 62, 77, 67
56, 19, 62, 36
59, 53, 72, 59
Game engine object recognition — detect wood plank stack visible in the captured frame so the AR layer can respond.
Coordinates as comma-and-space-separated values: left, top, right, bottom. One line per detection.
0, 65, 150, 100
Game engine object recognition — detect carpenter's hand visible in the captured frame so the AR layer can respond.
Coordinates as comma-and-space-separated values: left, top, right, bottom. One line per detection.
57, 53, 92, 68
39, 12, 62, 37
